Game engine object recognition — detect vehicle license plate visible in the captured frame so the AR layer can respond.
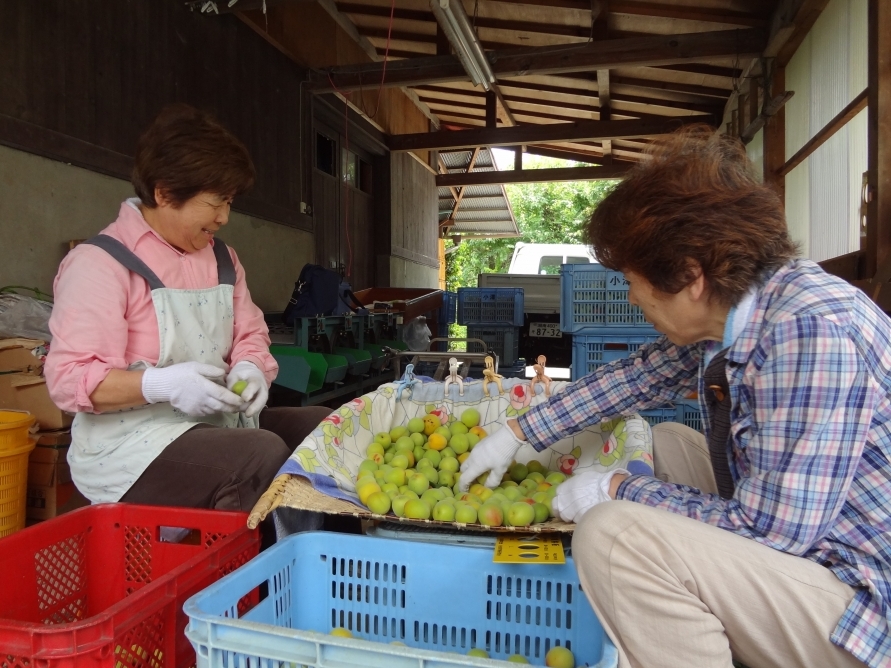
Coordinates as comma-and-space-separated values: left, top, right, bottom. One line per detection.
529, 322, 562, 338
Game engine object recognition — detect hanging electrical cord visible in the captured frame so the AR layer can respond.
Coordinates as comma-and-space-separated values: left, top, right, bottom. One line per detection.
363, 0, 397, 120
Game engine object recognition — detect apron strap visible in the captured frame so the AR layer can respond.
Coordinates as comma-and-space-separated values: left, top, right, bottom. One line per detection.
703, 347, 735, 499
82, 235, 165, 290
212, 239, 236, 286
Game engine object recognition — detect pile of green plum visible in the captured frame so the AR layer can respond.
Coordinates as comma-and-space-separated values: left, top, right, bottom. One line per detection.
354, 408, 570, 528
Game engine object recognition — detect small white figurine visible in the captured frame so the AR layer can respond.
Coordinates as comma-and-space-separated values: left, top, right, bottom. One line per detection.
482, 355, 504, 397
443, 357, 464, 397
530, 355, 552, 397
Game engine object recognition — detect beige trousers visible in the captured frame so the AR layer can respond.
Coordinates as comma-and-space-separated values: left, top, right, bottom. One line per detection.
572, 422, 864, 668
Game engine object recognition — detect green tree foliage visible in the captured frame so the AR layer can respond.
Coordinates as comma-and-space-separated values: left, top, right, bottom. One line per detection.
445, 159, 617, 291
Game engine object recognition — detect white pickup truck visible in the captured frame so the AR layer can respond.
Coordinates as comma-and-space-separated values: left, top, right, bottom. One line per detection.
507, 242, 597, 275
478, 244, 599, 372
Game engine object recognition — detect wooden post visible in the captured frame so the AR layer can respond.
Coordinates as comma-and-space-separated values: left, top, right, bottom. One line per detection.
486, 91, 498, 128
763, 66, 786, 204
514, 147, 523, 171
867, 0, 891, 276
435, 23, 450, 56
597, 68, 612, 163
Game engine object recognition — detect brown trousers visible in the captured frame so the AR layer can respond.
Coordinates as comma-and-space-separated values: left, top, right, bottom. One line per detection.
120, 406, 331, 513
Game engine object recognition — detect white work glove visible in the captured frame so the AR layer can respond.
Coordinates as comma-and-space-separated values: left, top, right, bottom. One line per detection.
142, 361, 243, 416
552, 469, 629, 523
226, 360, 269, 418
458, 425, 525, 491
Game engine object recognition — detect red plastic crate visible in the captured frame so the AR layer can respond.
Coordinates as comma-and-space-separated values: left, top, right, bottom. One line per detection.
0, 503, 259, 668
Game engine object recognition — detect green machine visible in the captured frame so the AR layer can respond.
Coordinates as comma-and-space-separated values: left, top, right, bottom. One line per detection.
267, 289, 443, 407
270, 314, 399, 406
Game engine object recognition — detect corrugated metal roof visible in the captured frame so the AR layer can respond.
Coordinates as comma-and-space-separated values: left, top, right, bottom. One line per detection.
438, 147, 520, 239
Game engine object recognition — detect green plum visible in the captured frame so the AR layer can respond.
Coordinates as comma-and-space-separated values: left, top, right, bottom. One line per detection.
403, 499, 432, 520
454, 503, 478, 524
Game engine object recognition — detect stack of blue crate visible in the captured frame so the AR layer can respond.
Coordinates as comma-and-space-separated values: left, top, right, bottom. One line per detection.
431, 291, 458, 352
457, 287, 524, 366
560, 264, 701, 429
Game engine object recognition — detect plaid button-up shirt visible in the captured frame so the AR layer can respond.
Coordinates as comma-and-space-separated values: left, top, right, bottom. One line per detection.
518, 260, 891, 667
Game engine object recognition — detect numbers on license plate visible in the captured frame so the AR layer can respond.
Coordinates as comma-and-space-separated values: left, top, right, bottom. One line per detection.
529, 323, 561, 338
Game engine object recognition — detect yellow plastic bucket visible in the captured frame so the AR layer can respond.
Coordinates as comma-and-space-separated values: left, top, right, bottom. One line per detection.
0, 438, 36, 538
0, 411, 35, 453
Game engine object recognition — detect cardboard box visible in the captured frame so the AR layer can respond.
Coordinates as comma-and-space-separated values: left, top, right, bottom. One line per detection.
26, 442, 88, 521
0, 338, 45, 375
0, 338, 70, 431
0, 375, 72, 431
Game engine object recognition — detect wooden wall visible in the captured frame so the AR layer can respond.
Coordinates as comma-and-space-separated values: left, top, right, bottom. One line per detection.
0, 0, 311, 229
311, 97, 385, 289
390, 152, 440, 271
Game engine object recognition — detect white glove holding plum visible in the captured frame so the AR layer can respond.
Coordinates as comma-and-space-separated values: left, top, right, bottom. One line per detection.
142, 361, 242, 417
552, 469, 630, 523
458, 424, 525, 491
226, 361, 269, 418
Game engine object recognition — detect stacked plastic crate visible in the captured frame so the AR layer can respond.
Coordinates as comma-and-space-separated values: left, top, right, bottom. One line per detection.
560, 264, 701, 429
436, 291, 457, 348
457, 287, 523, 367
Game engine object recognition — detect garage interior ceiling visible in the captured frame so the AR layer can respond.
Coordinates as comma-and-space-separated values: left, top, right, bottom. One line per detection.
318, 0, 777, 164
192, 0, 796, 167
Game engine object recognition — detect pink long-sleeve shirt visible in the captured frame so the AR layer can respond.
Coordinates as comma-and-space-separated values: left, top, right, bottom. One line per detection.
45, 200, 278, 414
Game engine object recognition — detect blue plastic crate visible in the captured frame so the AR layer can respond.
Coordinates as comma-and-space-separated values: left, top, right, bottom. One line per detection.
560, 265, 651, 333
676, 399, 703, 432
458, 288, 524, 327
571, 330, 661, 381
467, 325, 521, 366
440, 291, 458, 325
638, 406, 678, 426
639, 400, 703, 430
185, 532, 618, 668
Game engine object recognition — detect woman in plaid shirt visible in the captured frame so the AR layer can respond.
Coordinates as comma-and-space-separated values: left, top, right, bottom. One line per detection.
460, 128, 889, 667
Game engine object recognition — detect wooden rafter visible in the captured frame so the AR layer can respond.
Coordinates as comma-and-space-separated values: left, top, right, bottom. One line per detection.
483, 0, 769, 28
437, 164, 631, 187
309, 28, 767, 92
389, 116, 709, 152
417, 80, 721, 114
426, 99, 704, 128
337, 2, 596, 40
653, 63, 744, 80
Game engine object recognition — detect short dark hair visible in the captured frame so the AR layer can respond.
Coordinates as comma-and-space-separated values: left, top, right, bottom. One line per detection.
586, 126, 798, 306
132, 104, 255, 208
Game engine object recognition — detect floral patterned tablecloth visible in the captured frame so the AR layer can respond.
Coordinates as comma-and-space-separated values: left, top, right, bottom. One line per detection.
277, 376, 654, 506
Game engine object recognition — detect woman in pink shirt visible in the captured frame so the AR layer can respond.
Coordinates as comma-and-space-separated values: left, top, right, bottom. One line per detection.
45, 105, 330, 518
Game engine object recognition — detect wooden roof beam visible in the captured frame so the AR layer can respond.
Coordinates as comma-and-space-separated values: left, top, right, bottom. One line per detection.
338, 2, 596, 40
437, 164, 631, 187
482, 0, 768, 28
423, 96, 696, 126
389, 116, 709, 152
498, 76, 729, 105
310, 28, 767, 92
417, 86, 720, 118
651, 63, 743, 80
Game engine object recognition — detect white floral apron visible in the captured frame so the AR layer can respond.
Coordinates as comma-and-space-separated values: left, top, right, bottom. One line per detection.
69, 235, 256, 503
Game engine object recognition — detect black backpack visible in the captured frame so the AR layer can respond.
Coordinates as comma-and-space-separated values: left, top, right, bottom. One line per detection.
282, 264, 367, 324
